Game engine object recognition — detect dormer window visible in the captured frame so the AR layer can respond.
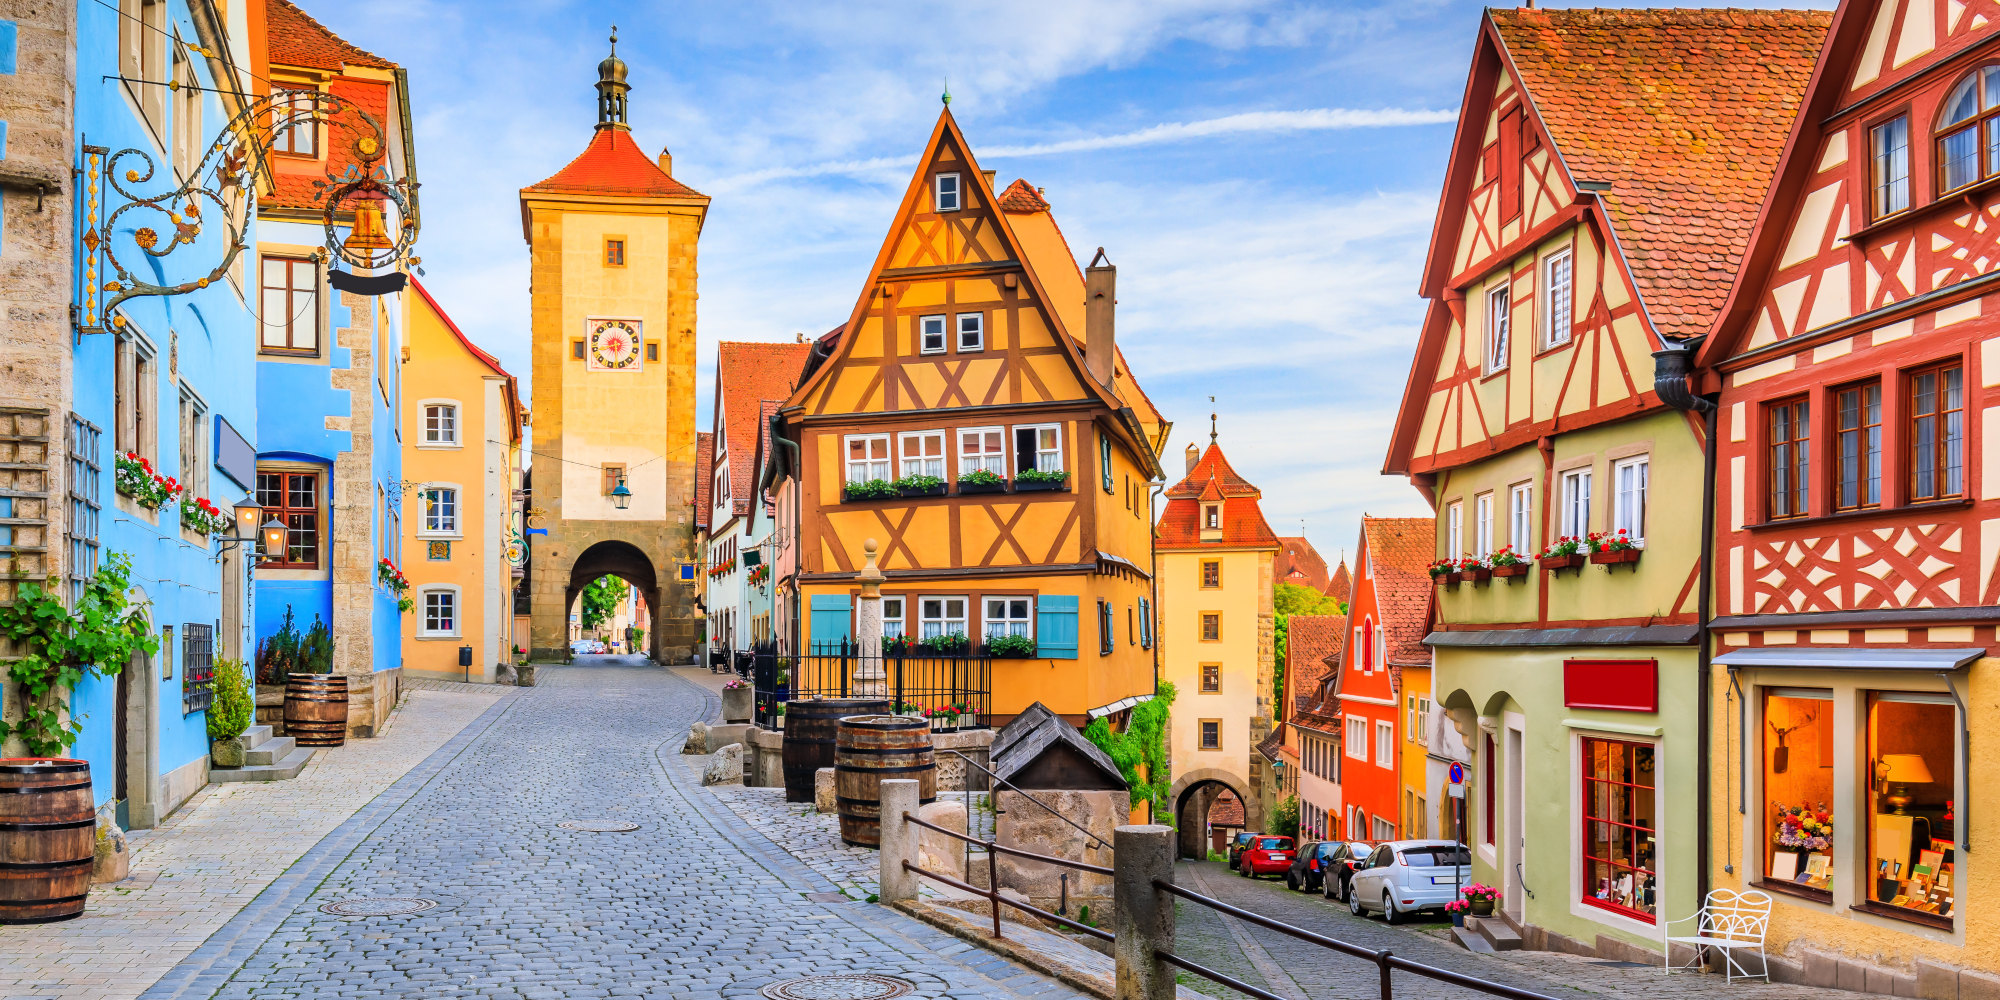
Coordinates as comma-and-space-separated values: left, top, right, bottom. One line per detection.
1937, 66, 2000, 194
1870, 115, 1910, 219
934, 172, 962, 212
272, 87, 318, 156
1204, 504, 1220, 530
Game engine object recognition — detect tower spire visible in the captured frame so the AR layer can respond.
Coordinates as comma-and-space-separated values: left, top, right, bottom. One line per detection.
595, 25, 630, 130
1209, 396, 1217, 443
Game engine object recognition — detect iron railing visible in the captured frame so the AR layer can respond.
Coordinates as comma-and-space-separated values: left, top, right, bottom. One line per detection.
181, 623, 215, 715
749, 640, 989, 732
901, 811, 1114, 943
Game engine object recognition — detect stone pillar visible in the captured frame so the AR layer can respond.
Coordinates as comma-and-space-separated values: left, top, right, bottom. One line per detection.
879, 778, 920, 904
853, 538, 886, 698
1114, 824, 1175, 1000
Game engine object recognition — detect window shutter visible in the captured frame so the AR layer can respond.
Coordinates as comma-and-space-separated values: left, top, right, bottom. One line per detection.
808, 594, 852, 653
1139, 597, 1152, 649
1036, 595, 1078, 659
1101, 434, 1114, 493
1098, 600, 1114, 655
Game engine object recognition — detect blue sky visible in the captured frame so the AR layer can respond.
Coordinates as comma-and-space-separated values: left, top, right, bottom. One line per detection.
311, 0, 1834, 563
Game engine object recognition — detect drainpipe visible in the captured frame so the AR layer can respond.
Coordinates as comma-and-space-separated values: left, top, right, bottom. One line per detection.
1652, 338, 1718, 908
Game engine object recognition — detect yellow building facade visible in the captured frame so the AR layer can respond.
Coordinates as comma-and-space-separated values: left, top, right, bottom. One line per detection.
400, 281, 522, 682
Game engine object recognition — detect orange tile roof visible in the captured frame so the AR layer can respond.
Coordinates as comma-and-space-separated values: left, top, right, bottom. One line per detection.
1491, 7, 1828, 341
1325, 561, 1351, 605
266, 0, 393, 71
1361, 517, 1436, 666
1157, 443, 1278, 550
523, 127, 706, 200
997, 178, 1051, 213
1275, 536, 1330, 592
1286, 615, 1346, 727
1208, 790, 1245, 828
694, 432, 714, 531
1166, 443, 1258, 499
263, 76, 388, 212
717, 342, 813, 520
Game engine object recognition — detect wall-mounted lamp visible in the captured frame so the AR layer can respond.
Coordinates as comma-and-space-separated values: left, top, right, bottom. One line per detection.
611, 477, 632, 511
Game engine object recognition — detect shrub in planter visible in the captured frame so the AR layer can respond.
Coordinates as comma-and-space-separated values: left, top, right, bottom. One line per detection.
983, 633, 1037, 658
207, 658, 254, 766
893, 473, 946, 497
842, 479, 898, 502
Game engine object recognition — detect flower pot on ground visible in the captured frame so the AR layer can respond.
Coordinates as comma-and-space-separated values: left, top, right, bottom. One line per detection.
721, 680, 753, 723
1471, 897, 1495, 917
211, 738, 246, 768
516, 664, 538, 687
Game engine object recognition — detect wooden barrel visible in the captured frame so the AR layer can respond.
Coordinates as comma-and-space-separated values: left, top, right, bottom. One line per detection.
835, 715, 935, 847
781, 698, 888, 803
284, 673, 349, 747
0, 758, 95, 924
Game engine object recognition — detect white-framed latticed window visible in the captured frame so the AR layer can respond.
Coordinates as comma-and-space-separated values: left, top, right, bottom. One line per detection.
422, 402, 459, 446
420, 586, 459, 637
982, 597, 1032, 639
421, 487, 458, 536
919, 596, 967, 640
844, 434, 891, 484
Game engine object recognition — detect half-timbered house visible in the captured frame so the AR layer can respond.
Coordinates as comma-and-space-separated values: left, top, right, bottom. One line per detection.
1693, 0, 2000, 983
1385, 7, 1826, 957
768, 108, 1169, 727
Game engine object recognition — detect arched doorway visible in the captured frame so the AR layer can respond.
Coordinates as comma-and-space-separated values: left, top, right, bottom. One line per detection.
562, 540, 661, 661
1169, 769, 1254, 860
115, 602, 159, 830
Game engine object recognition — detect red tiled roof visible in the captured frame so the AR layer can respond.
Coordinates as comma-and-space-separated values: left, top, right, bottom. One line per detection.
264, 76, 388, 211
717, 342, 813, 520
1166, 443, 1258, 499
1490, 7, 1828, 341
1325, 561, 1351, 605
1286, 615, 1346, 729
997, 178, 1051, 213
523, 127, 706, 199
1158, 440, 1278, 550
1361, 517, 1436, 666
1275, 536, 1330, 592
266, 0, 393, 71
1208, 790, 1245, 828
694, 432, 714, 531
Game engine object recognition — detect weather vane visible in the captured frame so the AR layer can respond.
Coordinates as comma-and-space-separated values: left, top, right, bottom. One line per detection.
1209, 396, 1217, 443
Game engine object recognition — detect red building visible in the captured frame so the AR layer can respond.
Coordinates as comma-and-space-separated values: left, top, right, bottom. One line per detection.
1331, 517, 1433, 842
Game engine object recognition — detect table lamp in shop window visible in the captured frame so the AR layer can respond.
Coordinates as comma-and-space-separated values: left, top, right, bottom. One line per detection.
1877, 754, 1934, 815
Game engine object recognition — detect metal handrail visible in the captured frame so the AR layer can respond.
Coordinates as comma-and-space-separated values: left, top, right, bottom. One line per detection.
936, 748, 1110, 850
901, 860, 1114, 943
1154, 879, 1563, 1000
904, 811, 1114, 876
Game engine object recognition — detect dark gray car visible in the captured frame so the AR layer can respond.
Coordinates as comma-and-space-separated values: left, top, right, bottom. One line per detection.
1285, 840, 1345, 892
1318, 841, 1378, 902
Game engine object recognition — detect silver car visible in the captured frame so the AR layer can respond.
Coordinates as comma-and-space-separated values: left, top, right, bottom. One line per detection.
1345, 840, 1473, 924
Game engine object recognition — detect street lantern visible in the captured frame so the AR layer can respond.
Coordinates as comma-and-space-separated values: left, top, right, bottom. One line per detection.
232, 499, 263, 538
261, 517, 289, 560
610, 476, 632, 510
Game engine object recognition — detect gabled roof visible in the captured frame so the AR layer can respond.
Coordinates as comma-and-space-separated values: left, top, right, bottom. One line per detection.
1488, 7, 1828, 342
1358, 517, 1436, 666
1157, 441, 1279, 550
1286, 615, 1347, 733
693, 432, 714, 532
715, 341, 813, 521
1166, 442, 1259, 499
1275, 536, 1330, 592
1325, 561, 1351, 605
1208, 790, 1245, 828
266, 0, 393, 71
522, 127, 706, 200
997, 178, 1051, 213
992, 702, 1128, 791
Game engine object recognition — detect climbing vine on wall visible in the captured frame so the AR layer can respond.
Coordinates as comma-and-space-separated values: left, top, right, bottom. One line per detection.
1084, 680, 1177, 822
0, 553, 159, 756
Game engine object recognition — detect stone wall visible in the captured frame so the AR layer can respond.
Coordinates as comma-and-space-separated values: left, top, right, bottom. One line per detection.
995, 788, 1127, 922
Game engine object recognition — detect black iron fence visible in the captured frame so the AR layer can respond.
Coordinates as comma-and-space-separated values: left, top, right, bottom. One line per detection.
747, 639, 990, 732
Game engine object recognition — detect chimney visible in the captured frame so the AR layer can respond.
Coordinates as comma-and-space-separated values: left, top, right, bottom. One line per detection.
981, 169, 996, 192
1184, 443, 1199, 474
657, 147, 674, 174
1084, 247, 1115, 387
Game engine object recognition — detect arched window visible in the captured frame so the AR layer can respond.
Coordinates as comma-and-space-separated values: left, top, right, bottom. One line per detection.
1937, 66, 2000, 193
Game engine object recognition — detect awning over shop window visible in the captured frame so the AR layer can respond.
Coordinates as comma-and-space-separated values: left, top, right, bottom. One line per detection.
1713, 647, 1985, 671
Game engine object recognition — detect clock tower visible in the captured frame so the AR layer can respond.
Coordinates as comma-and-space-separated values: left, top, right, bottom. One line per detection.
519, 30, 706, 663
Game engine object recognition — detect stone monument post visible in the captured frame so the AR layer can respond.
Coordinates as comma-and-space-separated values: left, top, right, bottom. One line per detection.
854, 538, 887, 698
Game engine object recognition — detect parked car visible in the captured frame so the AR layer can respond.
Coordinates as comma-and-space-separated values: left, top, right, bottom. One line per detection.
1225, 832, 1259, 869
1320, 842, 1379, 903
1285, 840, 1348, 893
1345, 840, 1472, 924
570, 639, 605, 655
1237, 835, 1295, 879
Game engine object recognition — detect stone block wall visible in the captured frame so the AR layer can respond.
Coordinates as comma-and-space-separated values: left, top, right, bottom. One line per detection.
995, 788, 1126, 922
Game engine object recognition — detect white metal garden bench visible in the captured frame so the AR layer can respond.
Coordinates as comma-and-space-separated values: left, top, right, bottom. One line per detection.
1663, 888, 1772, 983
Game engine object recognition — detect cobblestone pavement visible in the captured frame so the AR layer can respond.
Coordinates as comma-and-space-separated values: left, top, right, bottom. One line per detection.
1170, 860, 1874, 999
0, 683, 510, 1000
704, 781, 990, 902
138, 657, 1092, 1000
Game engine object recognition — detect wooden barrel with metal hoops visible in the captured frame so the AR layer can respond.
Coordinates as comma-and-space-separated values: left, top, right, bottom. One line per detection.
284, 673, 349, 747
834, 715, 935, 847
0, 758, 96, 924
780, 698, 888, 803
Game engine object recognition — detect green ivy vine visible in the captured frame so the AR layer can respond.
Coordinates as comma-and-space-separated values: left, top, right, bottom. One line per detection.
0, 553, 159, 756
1084, 680, 1177, 822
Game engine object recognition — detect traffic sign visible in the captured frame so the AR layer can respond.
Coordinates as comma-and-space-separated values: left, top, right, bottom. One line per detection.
1448, 761, 1466, 785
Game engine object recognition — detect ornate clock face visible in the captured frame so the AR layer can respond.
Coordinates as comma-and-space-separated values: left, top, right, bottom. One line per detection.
587, 318, 643, 371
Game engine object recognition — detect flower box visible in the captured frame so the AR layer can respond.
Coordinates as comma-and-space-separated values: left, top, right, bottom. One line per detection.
1589, 548, 1642, 566
1491, 563, 1529, 579
955, 480, 1009, 495
1014, 476, 1068, 493
841, 483, 898, 503
1441, 572, 1464, 586
896, 483, 947, 498
1463, 567, 1492, 584
1540, 554, 1586, 572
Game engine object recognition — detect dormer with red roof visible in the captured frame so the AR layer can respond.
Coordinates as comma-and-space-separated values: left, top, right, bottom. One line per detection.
251, 0, 415, 222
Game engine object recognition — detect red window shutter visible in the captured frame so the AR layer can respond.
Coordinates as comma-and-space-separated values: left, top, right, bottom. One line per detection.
1499, 106, 1523, 223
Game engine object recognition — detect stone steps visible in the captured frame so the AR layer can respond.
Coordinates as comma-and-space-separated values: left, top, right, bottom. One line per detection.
242, 733, 298, 766
211, 746, 315, 782
1450, 926, 1496, 953
1465, 914, 1522, 951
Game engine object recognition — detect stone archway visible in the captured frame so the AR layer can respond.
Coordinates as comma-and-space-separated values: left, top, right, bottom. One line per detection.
1169, 767, 1256, 860
556, 540, 661, 662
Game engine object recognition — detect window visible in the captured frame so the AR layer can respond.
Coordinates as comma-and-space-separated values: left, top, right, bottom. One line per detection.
1509, 482, 1532, 550
646, 342, 658, 362
919, 314, 947, 355
1015, 424, 1062, 473
1098, 600, 1114, 654
1407, 696, 1418, 739
844, 434, 891, 484
256, 470, 320, 568
898, 430, 945, 479
1417, 697, 1431, 745
120, 0, 165, 139
1829, 381, 1883, 511
260, 256, 319, 354
1200, 663, 1220, 693
882, 596, 906, 639
1346, 717, 1368, 759
1483, 733, 1497, 846
604, 238, 626, 267
1373, 816, 1397, 843
423, 404, 459, 446
1908, 362, 1964, 502
1446, 501, 1462, 557
1762, 689, 1833, 892
572, 340, 586, 360
1474, 492, 1493, 557
1203, 504, 1220, 530
172, 47, 201, 180
1376, 720, 1394, 767
1485, 285, 1510, 373
934, 172, 961, 212
1768, 398, 1810, 519
983, 597, 1031, 639
66, 414, 102, 601
1200, 560, 1220, 589
1871, 115, 1911, 218
115, 333, 156, 462
603, 463, 627, 496
1935, 66, 2000, 194
1865, 692, 1957, 924
960, 427, 1005, 476
957, 313, 983, 352
1139, 597, 1152, 649
1542, 247, 1573, 348
177, 388, 207, 504
421, 487, 458, 536
1561, 468, 1592, 538
271, 88, 318, 155
1612, 456, 1648, 542
1200, 720, 1221, 750
1101, 434, 1114, 493
918, 597, 967, 640
1580, 737, 1658, 921
1200, 613, 1220, 642
421, 588, 459, 636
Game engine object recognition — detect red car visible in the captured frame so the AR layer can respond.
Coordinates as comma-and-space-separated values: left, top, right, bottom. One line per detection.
1236, 835, 1295, 878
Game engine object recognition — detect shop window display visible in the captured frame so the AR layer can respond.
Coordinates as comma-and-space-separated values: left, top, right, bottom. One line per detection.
1581, 737, 1657, 920
1866, 693, 1956, 924
1763, 689, 1834, 893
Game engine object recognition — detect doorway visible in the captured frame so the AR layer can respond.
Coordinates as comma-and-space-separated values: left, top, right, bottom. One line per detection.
1503, 721, 1525, 922
116, 643, 159, 829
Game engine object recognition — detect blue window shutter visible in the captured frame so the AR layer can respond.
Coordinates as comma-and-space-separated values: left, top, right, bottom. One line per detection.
809, 594, 852, 653
1037, 595, 1078, 659
1140, 598, 1152, 649
1101, 434, 1114, 492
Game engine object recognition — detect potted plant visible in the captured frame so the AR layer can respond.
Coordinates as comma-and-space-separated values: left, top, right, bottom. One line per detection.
378, 558, 412, 613
882, 634, 916, 656
841, 478, 899, 503
1428, 558, 1464, 586
1538, 536, 1587, 572
512, 644, 528, 665
1490, 545, 1529, 579
180, 495, 231, 537
893, 473, 947, 498
774, 659, 791, 703
1459, 882, 1502, 917
955, 469, 1008, 495
114, 453, 182, 511
1014, 468, 1069, 493
1445, 898, 1469, 927
721, 677, 753, 723
207, 657, 254, 767
918, 631, 971, 655
983, 633, 1037, 658
1585, 529, 1642, 566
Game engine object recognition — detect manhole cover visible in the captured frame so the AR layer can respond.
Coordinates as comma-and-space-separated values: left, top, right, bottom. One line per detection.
805, 891, 848, 902
759, 975, 915, 1000
557, 820, 640, 833
318, 897, 437, 916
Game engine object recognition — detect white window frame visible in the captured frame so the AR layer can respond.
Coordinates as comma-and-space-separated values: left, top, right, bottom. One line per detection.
882, 596, 906, 640
418, 399, 461, 448
1561, 467, 1593, 539
843, 433, 892, 484
1345, 716, 1368, 760
1373, 815, 1397, 842
418, 585, 461, 637
1417, 697, 1432, 746
1447, 501, 1463, 557
934, 172, 962, 212
1542, 246, 1574, 348
956, 312, 984, 353
918, 314, 947, 355
1613, 456, 1649, 544
1376, 720, 1394, 766
1014, 423, 1063, 473
959, 426, 1006, 477
1474, 492, 1494, 557
177, 385, 208, 503
419, 484, 461, 538
1485, 284, 1511, 373
898, 430, 946, 479
919, 596, 968, 640
982, 596, 1033, 640
1204, 504, 1221, 530
1509, 482, 1533, 551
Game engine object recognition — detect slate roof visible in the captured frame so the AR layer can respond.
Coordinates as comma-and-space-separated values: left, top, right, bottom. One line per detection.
716, 342, 813, 520
1286, 615, 1347, 733
266, 0, 393, 71
523, 127, 706, 199
1361, 517, 1436, 666
1276, 536, 1331, 592
1325, 561, 1351, 605
693, 432, 714, 531
991, 702, 1128, 790
1157, 442, 1279, 550
1490, 7, 1828, 341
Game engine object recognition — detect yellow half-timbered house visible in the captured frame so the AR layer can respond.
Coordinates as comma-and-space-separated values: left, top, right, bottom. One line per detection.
770, 107, 1169, 726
